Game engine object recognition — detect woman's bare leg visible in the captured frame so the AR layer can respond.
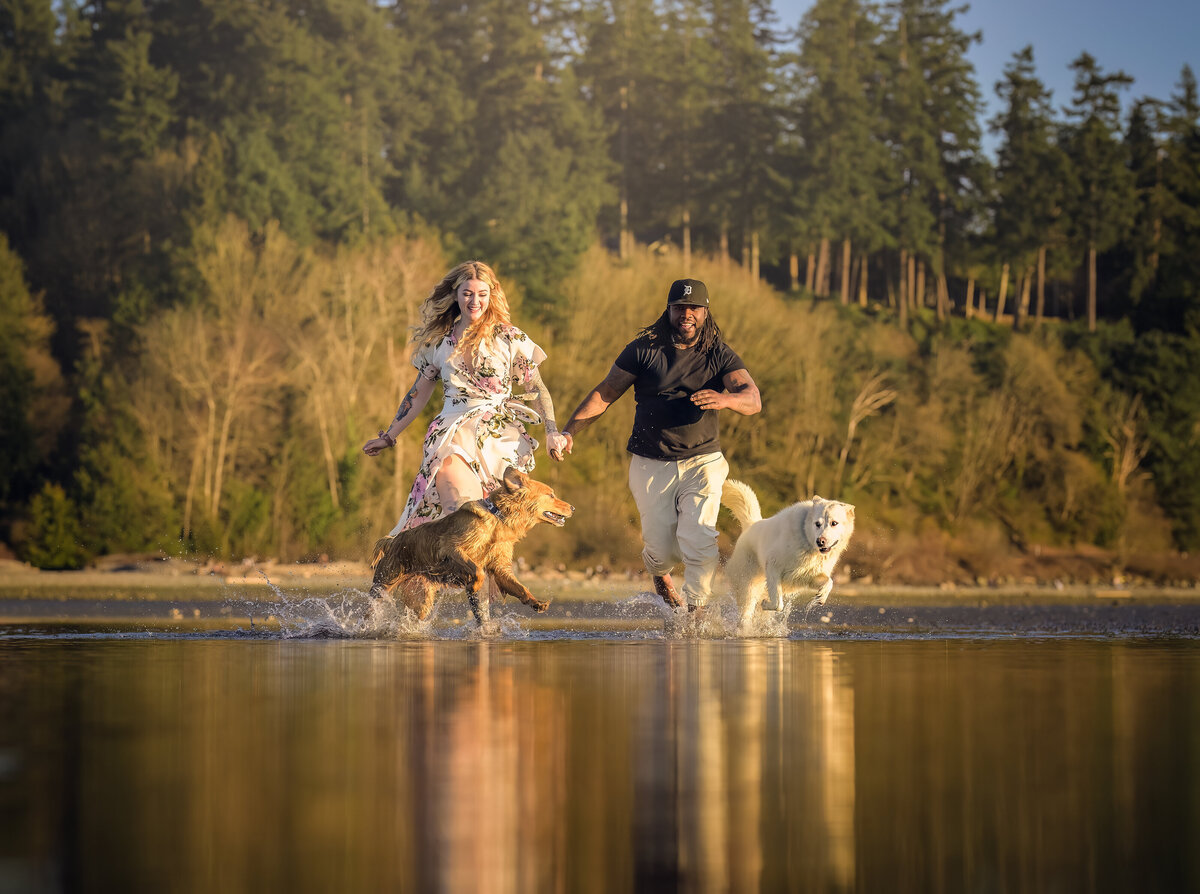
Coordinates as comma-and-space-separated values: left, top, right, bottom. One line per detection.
435, 455, 499, 621
434, 454, 484, 514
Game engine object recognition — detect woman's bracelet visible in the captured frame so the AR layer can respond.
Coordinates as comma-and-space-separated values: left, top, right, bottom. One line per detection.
377, 430, 396, 448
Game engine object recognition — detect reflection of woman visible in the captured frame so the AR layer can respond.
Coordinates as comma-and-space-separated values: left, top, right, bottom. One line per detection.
362, 261, 568, 536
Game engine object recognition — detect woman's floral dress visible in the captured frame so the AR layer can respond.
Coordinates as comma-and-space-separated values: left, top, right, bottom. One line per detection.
389, 324, 547, 535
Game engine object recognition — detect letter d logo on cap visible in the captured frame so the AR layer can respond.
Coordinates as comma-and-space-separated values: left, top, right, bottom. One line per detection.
667, 278, 709, 307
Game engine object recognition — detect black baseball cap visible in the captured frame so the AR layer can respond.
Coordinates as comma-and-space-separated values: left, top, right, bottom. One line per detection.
667, 278, 709, 307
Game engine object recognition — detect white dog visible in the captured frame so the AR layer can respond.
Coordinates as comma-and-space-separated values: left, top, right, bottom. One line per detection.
721, 479, 855, 626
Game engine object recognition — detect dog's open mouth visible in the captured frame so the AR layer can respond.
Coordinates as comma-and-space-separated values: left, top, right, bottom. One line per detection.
542, 510, 569, 526
818, 541, 837, 554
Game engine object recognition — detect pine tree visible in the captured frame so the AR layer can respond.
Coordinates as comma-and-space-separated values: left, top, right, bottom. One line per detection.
1122, 98, 1168, 310
0, 235, 66, 512
576, 0, 665, 257
700, 0, 784, 279
156, 0, 400, 243
1061, 52, 1135, 332
1154, 65, 1200, 334
395, 0, 612, 315
879, 0, 983, 320
990, 46, 1067, 328
792, 0, 890, 302
656, 0, 713, 269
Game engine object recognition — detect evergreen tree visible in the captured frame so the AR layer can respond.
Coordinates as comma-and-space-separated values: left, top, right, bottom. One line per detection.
394, 0, 611, 316
1061, 52, 1135, 332
656, 0, 713, 268
990, 46, 1067, 327
0, 0, 92, 345
155, 0, 399, 244
576, 0, 666, 256
1121, 98, 1168, 311
792, 0, 890, 302
1153, 65, 1200, 334
0, 235, 66, 513
879, 0, 983, 320
700, 0, 784, 278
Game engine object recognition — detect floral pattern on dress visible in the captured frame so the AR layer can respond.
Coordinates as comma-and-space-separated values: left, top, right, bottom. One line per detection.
389, 324, 548, 535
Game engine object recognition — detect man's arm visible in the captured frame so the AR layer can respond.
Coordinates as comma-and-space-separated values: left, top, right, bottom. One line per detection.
689, 367, 761, 415
559, 364, 637, 453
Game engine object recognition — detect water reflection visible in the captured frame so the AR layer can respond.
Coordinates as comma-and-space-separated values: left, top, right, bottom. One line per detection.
2, 635, 1198, 891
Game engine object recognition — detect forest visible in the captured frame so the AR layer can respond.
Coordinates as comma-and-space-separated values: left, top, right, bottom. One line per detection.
1, 0, 1198, 580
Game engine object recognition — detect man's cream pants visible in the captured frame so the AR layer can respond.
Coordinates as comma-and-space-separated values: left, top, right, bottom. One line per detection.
628, 452, 729, 607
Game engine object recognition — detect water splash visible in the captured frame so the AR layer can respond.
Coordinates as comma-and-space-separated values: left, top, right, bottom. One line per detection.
222, 572, 546, 640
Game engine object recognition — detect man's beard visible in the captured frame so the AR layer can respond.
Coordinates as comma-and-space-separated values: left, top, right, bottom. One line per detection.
671, 318, 701, 346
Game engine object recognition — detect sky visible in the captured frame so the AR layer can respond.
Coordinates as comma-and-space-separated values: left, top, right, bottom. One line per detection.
771, 0, 1199, 145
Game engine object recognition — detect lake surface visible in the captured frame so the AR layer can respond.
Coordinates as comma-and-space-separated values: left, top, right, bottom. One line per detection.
2, 591, 1199, 892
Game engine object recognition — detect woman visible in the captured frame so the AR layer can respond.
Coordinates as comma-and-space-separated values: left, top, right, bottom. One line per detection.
362, 260, 568, 536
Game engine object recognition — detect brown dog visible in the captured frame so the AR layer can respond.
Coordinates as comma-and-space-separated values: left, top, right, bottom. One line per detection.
369, 466, 573, 624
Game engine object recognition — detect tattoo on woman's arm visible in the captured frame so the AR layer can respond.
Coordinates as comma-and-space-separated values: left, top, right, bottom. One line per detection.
392, 381, 420, 425
528, 369, 559, 433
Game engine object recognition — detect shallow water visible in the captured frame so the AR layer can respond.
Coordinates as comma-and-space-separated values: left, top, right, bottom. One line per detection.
2, 593, 1200, 891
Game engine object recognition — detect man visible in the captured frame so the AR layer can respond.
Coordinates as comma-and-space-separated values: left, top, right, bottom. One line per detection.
559, 278, 761, 612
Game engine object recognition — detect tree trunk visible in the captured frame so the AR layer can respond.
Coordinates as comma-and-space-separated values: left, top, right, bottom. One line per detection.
840, 238, 851, 304
994, 263, 1010, 324
682, 208, 692, 274
619, 197, 630, 261
202, 396, 217, 514
315, 394, 341, 511
619, 82, 631, 260
1014, 267, 1032, 331
750, 230, 760, 281
1035, 245, 1046, 324
361, 104, 369, 231
964, 278, 974, 319
858, 254, 868, 307
814, 238, 830, 297
211, 404, 236, 519
906, 254, 916, 312
898, 250, 908, 308
183, 436, 204, 541
789, 252, 800, 291
1087, 242, 1097, 332
916, 260, 926, 311
805, 251, 815, 291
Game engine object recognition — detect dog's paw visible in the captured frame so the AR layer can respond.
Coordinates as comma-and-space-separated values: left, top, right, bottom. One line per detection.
804, 593, 830, 613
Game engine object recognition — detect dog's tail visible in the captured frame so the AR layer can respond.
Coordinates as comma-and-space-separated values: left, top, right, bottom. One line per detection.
721, 479, 763, 530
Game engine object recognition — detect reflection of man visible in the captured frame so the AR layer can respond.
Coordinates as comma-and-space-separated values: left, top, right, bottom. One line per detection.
560, 278, 761, 611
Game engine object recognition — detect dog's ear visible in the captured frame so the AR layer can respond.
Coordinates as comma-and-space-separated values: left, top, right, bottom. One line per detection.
844, 504, 856, 520
502, 465, 527, 491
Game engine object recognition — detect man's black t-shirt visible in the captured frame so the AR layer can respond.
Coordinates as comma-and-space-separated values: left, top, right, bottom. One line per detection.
614, 335, 746, 459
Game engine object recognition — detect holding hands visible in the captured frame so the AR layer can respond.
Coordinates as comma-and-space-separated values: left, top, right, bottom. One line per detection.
547, 431, 572, 462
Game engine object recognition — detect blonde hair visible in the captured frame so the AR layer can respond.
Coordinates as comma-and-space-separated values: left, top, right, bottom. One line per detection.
411, 260, 513, 364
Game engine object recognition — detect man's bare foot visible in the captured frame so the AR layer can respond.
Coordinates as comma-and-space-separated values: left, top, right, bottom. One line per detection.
653, 574, 684, 609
